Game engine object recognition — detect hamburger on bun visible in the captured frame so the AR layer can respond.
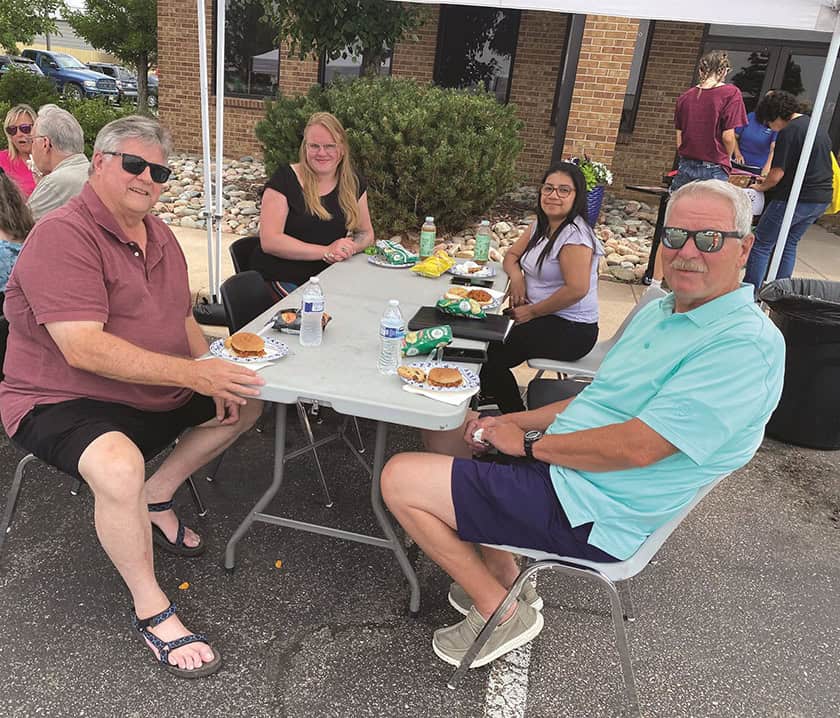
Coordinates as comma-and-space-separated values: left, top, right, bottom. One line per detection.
227, 331, 266, 358
428, 367, 463, 388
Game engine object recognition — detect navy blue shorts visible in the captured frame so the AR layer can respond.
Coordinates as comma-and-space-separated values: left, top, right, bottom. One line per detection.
451, 457, 618, 562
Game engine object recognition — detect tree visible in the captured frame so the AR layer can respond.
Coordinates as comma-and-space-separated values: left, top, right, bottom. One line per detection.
0, 0, 64, 54
262, 0, 422, 77
65, 0, 157, 112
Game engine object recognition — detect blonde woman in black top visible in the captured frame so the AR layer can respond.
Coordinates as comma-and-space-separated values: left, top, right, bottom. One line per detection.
252, 112, 375, 296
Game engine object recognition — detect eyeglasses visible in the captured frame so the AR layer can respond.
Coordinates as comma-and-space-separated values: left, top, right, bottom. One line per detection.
102, 151, 171, 183
662, 227, 743, 253
540, 183, 574, 198
305, 142, 338, 154
5, 124, 33, 136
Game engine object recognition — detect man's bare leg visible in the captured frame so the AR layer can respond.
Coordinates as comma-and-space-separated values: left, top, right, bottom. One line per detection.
145, 399, 262, 546
381, 451, 514, 619
421, 410, 477, 459
78, 432, 214, 671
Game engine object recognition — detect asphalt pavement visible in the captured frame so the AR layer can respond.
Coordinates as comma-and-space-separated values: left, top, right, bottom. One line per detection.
0, 226, 839, 716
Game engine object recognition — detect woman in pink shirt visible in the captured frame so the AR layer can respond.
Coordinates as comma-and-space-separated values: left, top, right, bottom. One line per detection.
0, 105, 37, 199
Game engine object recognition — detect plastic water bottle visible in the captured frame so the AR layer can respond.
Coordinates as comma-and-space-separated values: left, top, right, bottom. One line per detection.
299, 276, 325, 347
419, 216, 436, 259
377, 299, 405, 375
474, 219, 491, 265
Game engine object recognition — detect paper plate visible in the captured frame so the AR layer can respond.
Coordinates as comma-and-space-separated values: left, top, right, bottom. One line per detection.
210, 335, 288, 363
397, 362, 480, 393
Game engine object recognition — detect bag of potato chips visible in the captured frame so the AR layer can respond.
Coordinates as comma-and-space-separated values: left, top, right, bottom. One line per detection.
411, 249, 455, 278
376, 240, 417, 265
402, 325, 453, 356
436, 297, 486, 320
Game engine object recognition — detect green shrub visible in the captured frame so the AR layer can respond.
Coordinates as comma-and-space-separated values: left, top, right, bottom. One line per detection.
256, 78, 523, 233
59, 99, 135, 156
0, 68, 60, 113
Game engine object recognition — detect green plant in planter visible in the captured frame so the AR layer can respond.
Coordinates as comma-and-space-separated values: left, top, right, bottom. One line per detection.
568, 155, 613, 192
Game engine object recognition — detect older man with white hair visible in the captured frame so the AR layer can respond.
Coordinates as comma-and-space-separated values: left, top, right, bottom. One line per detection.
382, 179, 786, 670
1, 115, 264, 678
27, 103, 89, 220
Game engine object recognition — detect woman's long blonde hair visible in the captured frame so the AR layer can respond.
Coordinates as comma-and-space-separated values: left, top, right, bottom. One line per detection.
3, 104, 37, 162
297, 112, 360, 230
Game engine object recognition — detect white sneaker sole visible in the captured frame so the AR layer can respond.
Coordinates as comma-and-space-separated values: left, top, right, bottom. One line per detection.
448, 591, 544, 617
432, 611, 545, 668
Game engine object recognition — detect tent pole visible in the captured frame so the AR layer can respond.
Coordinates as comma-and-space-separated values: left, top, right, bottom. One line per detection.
551, 14, 586, 163
213, 0, 227, 301
766, 12, 840, 283
197, 0, 216, 303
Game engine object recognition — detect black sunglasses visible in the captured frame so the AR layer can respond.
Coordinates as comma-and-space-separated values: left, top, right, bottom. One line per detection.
5, 124, 32, 136
662, 227, 743, 253
102, 151, 171, 183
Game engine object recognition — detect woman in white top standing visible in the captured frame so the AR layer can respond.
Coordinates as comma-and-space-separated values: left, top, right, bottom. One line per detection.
481, 162, 604, 413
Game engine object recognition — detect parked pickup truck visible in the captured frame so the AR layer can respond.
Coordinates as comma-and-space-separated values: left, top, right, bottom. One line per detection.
21, 49, 118, 101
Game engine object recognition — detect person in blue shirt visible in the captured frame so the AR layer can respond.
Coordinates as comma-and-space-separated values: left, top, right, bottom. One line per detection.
734, 111, 778, 176
381, 179, 785, 670
0, 167, 34, 312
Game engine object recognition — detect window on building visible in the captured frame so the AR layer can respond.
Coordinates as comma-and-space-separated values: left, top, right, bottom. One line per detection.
619, 20, 655, 134
218, 0, 279, 98
322, 44, 393, 85
433, 6, 521, 103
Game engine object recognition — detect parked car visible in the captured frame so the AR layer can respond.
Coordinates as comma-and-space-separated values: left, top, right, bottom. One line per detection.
147, 72, 158, 108
21, 49, 118, 101
0, 55, 44, 77
86, 62, 138, 103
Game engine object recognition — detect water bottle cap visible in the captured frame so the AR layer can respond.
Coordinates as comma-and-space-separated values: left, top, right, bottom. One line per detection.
425, 216, 434, 222
480, 219, 490, 226
388, 299, 399, 306
310, 277, 320, 284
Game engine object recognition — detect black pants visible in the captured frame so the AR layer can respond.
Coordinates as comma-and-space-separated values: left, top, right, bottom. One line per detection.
480, 314, 598, 413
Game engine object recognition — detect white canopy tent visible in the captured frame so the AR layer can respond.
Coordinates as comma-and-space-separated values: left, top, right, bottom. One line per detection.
194, 0, 840, 299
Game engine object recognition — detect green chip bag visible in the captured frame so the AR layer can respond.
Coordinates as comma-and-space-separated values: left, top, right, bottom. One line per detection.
436, 297, 486, 320
402, 325, 453, 356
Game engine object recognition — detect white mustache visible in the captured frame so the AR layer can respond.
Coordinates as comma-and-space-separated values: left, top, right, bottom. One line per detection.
670, 259, 707, 273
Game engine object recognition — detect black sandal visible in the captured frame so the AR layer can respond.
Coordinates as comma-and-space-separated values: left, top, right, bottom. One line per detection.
132, 602, 222, 678
148, 499, 206, 557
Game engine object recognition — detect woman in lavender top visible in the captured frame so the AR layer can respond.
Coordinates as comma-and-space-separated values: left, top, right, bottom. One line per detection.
480, 162, 603, 413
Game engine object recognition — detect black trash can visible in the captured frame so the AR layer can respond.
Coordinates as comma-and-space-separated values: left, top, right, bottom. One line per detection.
759, 278, 840, 449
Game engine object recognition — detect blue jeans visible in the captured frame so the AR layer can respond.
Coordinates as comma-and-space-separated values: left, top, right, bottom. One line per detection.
743, 199, 829, 289
670, 158, 728, 193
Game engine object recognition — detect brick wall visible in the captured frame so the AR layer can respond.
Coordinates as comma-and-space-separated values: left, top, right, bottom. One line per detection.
391, 5, 440, 82
506, 11, 568, 183
611, 21, 704, 195
159, 0, 270, 158
562, 15, 639, 170
279, 41, 320, 95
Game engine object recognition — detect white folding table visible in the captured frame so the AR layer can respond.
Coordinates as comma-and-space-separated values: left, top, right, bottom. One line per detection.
224, 255, 507, 614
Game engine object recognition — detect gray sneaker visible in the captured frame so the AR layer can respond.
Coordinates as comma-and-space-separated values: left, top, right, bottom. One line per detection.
448, 580, 543, 616
432, 599, 544, 668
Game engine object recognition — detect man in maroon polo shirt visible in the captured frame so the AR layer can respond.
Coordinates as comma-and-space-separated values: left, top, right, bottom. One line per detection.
0, 116, 264, 678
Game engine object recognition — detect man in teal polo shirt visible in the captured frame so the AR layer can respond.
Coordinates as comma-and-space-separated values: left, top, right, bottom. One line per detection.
381, 179, 785, 670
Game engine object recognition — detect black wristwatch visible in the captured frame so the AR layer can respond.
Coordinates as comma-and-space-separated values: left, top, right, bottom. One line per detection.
523, 430, 543, 459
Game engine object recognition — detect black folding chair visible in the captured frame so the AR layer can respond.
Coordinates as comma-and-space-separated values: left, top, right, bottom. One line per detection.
229, 235, 259, 274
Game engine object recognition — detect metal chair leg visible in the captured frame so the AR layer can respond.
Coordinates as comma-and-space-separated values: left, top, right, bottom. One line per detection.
352, 417, 366, 454
185, 475, 208, 517
618, 580, 636, 622
203, 452, 225, 483
296, 401, 333, 507
0, 454, 38, 558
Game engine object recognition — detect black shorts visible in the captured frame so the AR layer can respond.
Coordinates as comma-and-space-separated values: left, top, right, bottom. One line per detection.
12, 394, 217, 480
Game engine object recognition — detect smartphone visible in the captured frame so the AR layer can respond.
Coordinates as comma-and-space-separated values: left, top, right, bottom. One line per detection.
451, 276, 495, 288
441, 346, 488, 363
